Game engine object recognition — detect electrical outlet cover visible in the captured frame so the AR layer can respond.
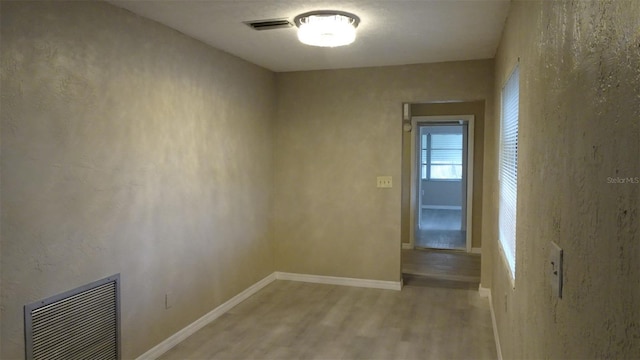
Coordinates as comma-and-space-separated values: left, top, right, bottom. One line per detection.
376, 176, 392, 188
165, 293, 173, 309
550, 241, 563, 298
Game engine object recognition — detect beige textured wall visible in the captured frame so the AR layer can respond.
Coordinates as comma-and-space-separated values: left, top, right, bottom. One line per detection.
0, 2, 276, 358
490, 1, 640, 358
273, 61, 493, 282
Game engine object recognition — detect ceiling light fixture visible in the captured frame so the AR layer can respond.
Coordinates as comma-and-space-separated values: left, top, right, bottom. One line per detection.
294, 10, 360, 48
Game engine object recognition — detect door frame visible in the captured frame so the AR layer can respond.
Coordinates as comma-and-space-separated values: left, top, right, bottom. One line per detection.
409, 115, 475, 252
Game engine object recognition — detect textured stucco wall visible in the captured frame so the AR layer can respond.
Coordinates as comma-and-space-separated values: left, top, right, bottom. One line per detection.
273, 61, 493, 282
490, 1, 640, 358
1, 2, 276, 358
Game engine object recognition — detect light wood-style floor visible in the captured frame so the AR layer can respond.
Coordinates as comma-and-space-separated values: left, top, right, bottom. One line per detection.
159, 280, 496, 360
420, 209, 462, 230
417, 209, 466, 250
402, 249, 481, 283
415, 229, 466, 250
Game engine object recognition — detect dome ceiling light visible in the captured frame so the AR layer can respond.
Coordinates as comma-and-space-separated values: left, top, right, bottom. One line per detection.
294, 10, 360, 48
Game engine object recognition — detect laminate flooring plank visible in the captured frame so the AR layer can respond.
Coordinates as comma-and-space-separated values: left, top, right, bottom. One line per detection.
417, 209, 466, 249
159, 280, 497, 360
402, 249, 481, 283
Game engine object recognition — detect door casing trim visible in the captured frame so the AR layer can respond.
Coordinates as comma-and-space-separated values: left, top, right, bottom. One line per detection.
409, 115, 475, 252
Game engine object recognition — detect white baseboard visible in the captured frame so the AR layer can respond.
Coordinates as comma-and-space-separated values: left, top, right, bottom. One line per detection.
137, 271, 402, 359
404, 243, 476, 253
136, 273, 276, 360
275, 272, 402, 291
478, 285, 502, 360
422, 205, 462, 210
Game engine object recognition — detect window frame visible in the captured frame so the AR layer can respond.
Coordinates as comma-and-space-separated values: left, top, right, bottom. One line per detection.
420, 133, 463, 181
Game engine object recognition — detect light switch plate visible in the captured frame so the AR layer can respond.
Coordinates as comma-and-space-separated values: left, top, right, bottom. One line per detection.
377, 176, 392, 188
550, 241, 563, 298
165, 293, 173, 309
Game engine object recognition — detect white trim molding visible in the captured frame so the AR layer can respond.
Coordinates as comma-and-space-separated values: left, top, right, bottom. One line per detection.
478, 285, 491, 298
471, 247, 482, 254
136, 273, 276, 360
275, 272, 402, 291
402, 243, 414, 250
409, 115, 475, 252
421, 205, 462, 210
478, 285, 503, 360
137, 272, 402, 359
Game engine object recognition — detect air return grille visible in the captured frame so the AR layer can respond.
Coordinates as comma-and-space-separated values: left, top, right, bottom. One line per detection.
24, 274, 121, 360
244, 18, 293, 30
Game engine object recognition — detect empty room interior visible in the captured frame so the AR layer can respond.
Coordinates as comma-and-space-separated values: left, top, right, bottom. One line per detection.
1, 1, 639, 359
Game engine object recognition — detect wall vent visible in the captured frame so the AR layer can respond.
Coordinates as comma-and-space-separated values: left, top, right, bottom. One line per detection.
24, 274, 121, 360
244, 18, 293, 31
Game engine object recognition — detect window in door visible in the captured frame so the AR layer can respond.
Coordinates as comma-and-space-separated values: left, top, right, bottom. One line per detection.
421, 133, 463, 180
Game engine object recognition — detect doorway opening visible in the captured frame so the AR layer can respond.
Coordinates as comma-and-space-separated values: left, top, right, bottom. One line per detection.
409, 116, 474, 252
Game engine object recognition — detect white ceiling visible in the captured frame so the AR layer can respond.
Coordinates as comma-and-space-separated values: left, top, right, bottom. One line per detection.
109, 0, 510, 72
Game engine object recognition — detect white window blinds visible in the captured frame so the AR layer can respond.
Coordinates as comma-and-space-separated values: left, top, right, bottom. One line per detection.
430, 134, 463, 180
499, 66, 519, 278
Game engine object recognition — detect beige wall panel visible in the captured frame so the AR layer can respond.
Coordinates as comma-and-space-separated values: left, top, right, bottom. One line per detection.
0, 2, 276, 358
274, 61, 493, 282
491, 1, 640, 358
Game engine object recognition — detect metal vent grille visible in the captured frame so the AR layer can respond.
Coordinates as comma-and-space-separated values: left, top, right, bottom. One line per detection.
25, 274, 121, 360
244, 18, 293, 31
